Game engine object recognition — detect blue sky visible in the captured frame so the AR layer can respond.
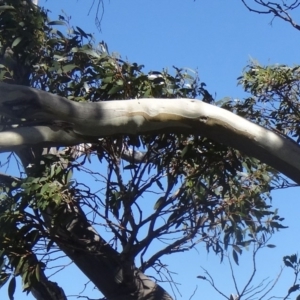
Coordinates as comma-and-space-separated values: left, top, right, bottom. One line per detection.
1, 0, 300, 299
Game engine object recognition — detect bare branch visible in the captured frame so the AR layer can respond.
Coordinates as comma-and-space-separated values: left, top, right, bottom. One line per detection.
241, 0, 300, 30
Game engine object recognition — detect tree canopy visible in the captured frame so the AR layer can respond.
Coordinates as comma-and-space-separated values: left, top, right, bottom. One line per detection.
0, 1, 300, 299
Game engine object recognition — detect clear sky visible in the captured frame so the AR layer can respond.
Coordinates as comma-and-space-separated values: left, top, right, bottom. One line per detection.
1, 0, 300, 299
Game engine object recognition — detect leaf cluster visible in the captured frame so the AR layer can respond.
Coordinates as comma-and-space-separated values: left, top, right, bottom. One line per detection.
0, 153, 74, 296
236, 63, 300, 142
0, 1, 291, 296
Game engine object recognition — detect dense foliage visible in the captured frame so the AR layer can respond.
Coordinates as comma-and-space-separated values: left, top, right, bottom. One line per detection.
0, 1, 298, 299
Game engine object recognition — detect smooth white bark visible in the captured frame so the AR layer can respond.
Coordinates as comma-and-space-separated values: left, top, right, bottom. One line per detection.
1, 82, 300, 183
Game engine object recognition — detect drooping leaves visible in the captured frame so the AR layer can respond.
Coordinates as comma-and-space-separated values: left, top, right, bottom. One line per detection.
0, 0, 292, 297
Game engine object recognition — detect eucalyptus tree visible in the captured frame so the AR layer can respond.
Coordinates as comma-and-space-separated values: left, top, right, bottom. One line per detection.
0, 1, 299, 300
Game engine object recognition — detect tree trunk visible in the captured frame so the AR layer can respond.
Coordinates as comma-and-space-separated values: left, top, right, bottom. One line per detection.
15, 147, 174, 300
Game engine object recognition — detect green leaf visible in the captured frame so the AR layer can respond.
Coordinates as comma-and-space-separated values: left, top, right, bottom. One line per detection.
46, 240, 54, 253
71, 47, 79, 53
56, 30, 65, 39
238, 239, 254, 247
66, 169, 73, 184
76, 26, 88, 38
8, 276, 16, 300
123, 164, 137, 170
108, 85, 123, 95
35, 264, 41, 282
15, 256, 26, 276
50, 165, 55, 178
40, 183, 50, 196
52, 194, 61, 204
232, 250, 239, 265
155, 180, 164, 191
62, 64, 77, 73
143, 88, 152, 97
30, 183, 41, 191
0, 5, 15, 11
288, 284, 300, 294
181, 144, 193, 158
290, 254, 298, 264
78, 48, 100, 58
167, 211, 179, 224
11, 37, 22, 48
21, 270, 30, 290
116, 79, 124, 86
102, 76, 113, 83
154, 197, 164, 210
283, 257, 294, 268
48, 20, 66, 26
55, 166, 62, 176
270, 222, 288, 229
233, 245, 242, 254
175, 218, 183, 229
0, 273, 9, 289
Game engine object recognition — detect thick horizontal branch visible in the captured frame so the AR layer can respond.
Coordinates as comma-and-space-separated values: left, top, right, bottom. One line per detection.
0, 126, 87, 149
1, 82, 300, 184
